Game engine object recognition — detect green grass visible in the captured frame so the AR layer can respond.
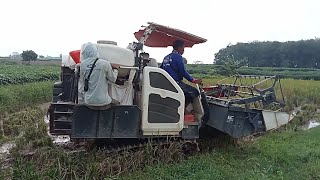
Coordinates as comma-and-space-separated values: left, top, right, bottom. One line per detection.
0, 81, 54, 143
0, 64, 60, 85
0, 81, 54, 116
124, 127, 320, 180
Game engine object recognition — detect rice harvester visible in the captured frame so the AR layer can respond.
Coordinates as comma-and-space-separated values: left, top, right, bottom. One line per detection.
48, 22, 293, 146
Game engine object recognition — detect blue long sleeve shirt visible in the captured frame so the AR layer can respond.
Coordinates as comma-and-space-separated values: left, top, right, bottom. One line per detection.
160, 50, 194, 83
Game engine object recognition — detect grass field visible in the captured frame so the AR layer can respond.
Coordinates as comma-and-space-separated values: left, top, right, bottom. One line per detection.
1, 63, 320, 179
123, 126, 320, 180
0, 58, 61, 66
0, 81, 54, 116
0, 64, 60, 85
186, 64, 320, 80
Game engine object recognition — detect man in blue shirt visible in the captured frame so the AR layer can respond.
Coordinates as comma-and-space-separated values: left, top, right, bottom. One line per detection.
160, 40, 202, 107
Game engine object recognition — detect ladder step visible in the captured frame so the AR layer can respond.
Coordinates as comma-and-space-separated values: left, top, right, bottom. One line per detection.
54, 111, 73, 114
50, 129, 71, 135
54, 119, 72, 123
51, 102, 77, 105
184, 122, 199, 126
53, 129, 71, 131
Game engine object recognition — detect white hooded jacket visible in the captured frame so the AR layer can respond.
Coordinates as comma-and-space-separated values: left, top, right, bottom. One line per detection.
78, 42, 118, 106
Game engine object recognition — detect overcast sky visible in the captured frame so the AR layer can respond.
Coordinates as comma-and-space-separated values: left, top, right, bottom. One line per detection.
0, 0, 319, 64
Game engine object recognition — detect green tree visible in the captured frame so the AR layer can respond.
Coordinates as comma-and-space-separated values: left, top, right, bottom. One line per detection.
214, 38, 320, 68
21, 50, 38, 62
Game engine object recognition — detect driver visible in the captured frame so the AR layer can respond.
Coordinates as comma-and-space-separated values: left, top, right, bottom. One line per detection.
160, 40, 202, 107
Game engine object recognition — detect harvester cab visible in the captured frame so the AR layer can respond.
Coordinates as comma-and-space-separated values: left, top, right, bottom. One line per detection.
48, 22, 293, 147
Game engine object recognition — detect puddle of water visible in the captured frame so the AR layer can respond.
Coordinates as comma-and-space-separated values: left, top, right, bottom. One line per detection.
44, 115, 49, 124
0, 142, 16, 157
302, 120, 320, 130
53, 136, 71, 145
308, 120, 320, 129
44, 115, 71, 146
0, 142, 16, 170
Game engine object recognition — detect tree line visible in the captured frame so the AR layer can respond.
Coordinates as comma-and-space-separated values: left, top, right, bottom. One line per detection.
214, 38, 320, 68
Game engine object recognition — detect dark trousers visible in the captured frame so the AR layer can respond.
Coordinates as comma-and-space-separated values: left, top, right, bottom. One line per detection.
178, 82, 200, 106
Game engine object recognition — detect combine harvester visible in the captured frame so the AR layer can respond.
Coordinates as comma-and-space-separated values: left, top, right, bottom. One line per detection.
48, 22, 294, 151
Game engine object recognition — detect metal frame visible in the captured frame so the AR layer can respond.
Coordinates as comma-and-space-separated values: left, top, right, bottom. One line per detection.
201, 75, 287, 138
138, 25, 155, 45
205, 75, 285, 109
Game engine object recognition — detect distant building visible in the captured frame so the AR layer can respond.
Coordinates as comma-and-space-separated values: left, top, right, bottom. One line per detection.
45, 55, 62, 61
37, 55, 45, 60
193, 60, 203, 64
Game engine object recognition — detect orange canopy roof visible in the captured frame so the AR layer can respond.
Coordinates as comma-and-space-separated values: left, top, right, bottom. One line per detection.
134, 22, 207, 48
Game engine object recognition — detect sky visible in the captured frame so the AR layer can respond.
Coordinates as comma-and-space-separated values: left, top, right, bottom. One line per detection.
0, 0, 319, 64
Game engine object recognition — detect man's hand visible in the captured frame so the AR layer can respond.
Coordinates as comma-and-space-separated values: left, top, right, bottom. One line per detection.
192, 78, 202, 84
111, 63, 120, 70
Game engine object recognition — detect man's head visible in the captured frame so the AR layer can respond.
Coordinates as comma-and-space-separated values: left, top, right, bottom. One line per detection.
172, 40, 185, 55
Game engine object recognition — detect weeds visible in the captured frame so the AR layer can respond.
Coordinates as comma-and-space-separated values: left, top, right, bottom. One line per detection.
0, 81, 54, 117
7, 139, 187, 179
125, 127, 320, 180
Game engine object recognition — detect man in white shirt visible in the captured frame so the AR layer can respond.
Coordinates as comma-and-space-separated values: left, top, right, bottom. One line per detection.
78, 42, 119, 110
